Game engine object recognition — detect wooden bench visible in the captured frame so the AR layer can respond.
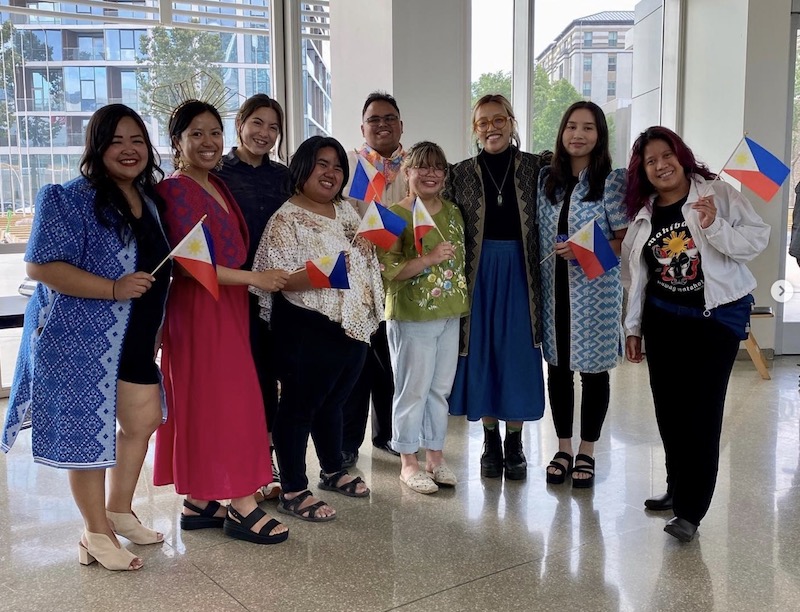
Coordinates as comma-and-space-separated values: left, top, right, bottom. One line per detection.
745, 306, 774, 380
0, 295, 28, 398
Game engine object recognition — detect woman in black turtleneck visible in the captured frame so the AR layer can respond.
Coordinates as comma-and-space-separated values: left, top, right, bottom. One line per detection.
444, 94, 550, 481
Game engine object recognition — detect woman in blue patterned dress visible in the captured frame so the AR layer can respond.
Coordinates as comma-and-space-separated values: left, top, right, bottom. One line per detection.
537, 101, 627, 488
1, 104, 172, 570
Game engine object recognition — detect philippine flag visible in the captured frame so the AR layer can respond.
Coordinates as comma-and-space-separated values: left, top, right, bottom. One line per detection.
348, 156, 387, 204
567, 218, 618, 280
722, 136, 790, 202
171, 218, 219, 299
412, 197, 437, 255
305, 251, 350, 289
356, 201, 407, 249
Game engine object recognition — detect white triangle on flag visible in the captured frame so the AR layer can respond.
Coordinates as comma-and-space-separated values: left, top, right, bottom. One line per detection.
724, 139, 759, 172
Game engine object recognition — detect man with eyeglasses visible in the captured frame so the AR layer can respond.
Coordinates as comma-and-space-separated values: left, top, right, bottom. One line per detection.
341, 91, 409, 468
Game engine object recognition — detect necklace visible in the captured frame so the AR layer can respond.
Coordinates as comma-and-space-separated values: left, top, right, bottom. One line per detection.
480, 153, 514, 206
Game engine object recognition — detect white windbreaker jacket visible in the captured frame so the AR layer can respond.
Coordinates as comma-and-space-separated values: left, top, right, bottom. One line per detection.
622, 175, 770, 338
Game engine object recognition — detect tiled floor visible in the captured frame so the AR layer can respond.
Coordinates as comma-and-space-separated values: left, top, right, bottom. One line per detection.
0, 355, 798, 612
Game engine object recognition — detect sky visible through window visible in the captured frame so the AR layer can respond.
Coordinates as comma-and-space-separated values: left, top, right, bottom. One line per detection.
471, 0, 638, 80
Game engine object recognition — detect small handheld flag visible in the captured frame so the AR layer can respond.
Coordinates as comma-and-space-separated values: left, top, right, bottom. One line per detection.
412, 197, 437, 255
151, 216, 218, 299
722, 136, 790, 202
348, 155, 387, 204
567, 219, 618, 280
355, 201, 407, 249
305, 251, 350, 289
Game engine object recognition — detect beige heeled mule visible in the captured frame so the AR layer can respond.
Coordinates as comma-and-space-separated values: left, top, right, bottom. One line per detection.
78, 531, 142, 571
106, 510, 163, 545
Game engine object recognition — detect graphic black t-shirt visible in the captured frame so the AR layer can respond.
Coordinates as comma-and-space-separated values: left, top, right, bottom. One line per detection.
643, 196, 705, 308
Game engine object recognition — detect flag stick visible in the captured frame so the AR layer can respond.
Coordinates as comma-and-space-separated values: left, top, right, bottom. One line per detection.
151, 214, 207, 276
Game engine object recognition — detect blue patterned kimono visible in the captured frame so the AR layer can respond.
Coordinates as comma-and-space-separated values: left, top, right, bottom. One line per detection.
1, 177, 167, 469
537, 167, 628, 373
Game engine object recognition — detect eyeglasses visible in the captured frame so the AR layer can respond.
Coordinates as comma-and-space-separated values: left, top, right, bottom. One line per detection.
474, 115, 510, 133
411, 165, 446, 176
364, 114, 400, 126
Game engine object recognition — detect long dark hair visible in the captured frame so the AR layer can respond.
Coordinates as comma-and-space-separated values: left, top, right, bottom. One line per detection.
545, 101, 611, 204
289, 136, 349, 202
236, 94, 287, 162
80, 103, 163, 239
168, 100, 223, 168
625, 126, 716, 219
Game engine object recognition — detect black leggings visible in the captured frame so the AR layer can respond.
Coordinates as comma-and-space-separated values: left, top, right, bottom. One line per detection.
547, 364, 610, 441
547, 259, 611, 442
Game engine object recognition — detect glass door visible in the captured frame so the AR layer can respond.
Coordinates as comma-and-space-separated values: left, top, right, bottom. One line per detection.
780, 8, 800, 353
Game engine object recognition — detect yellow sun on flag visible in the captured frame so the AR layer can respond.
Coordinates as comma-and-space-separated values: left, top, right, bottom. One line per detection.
318, 255, 332, 266
662, 230, 689, 257
187, 238, 202, 255
733, 151, 749, 165
367, 213, 379, 228
577, 229, 590, 242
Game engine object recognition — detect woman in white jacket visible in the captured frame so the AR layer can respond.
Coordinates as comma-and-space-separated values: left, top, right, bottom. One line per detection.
621, 126, 769, 543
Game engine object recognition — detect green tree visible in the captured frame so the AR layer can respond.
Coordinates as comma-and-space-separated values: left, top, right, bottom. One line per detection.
471, 70, 512, 107
530, 66, 582, 153
0, 21, 64, 147
469, 66, 582, 153
137, 26, 226, 129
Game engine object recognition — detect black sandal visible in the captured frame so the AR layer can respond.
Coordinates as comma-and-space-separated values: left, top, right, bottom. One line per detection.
571, 453, 596, 489
180, 499, 226, 530
223, 506, 288, 545
277, 490, 336, 522
318, 469, 370, 498
545, 452, 573, 485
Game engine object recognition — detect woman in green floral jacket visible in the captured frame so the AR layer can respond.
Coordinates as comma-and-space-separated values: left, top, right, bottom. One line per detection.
378, 141, 468, 495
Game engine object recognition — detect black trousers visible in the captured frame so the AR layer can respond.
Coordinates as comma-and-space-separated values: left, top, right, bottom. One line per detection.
341, 321, 395, 452
642, 301, 739, 526
249, 294, 278, 435
271, 295, 367, 493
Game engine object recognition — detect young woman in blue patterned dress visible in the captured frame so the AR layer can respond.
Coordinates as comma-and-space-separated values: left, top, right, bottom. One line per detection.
2, 104, 172, 570
537, 101, 628, 488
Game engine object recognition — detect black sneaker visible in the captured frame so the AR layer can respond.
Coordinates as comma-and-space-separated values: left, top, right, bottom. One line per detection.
341, 450, 359, 468
373, 441, 400, 457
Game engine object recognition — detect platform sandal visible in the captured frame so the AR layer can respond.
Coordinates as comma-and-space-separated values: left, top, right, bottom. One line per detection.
545, 451, 573, 485
223, 506, 288, 545
571, 453, 596, 489
180, 499, 226, 530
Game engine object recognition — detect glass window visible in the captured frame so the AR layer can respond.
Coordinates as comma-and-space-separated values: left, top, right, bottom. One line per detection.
584, 31, 592, 48
120, 71, 138, 107
583, 55, 592, 71
607, 81, 616, 97
608, 54, 617, 72
244, 34, 269, 64
582, 81, 591, 96
245, 68, 271, 97
609, 31, 618, 48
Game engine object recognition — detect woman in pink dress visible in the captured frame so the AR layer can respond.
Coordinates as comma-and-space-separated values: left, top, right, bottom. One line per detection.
154, 100, 289, 545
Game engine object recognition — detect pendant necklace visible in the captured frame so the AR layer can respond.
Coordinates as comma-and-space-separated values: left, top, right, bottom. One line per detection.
481, 153, 514, 206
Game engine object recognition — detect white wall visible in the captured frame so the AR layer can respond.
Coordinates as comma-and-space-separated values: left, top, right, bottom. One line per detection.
681, 0, 793, 350
330, 0, 471, 163
629, 0, 664, 148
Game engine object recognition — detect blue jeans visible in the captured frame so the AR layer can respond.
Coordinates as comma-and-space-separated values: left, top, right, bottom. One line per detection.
387, 318, 460, 454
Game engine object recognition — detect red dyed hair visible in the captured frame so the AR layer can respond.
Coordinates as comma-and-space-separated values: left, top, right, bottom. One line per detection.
624, 126, 716, 219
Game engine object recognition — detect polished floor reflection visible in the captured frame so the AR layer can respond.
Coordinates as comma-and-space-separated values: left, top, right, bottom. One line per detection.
1, 356, 798, 612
